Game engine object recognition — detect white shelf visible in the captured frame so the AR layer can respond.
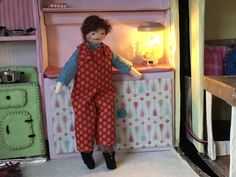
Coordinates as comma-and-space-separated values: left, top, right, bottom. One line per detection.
0, 35, 36, 42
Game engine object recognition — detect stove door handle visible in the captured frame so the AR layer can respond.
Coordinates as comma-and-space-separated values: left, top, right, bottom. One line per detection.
6, 125, 10, 134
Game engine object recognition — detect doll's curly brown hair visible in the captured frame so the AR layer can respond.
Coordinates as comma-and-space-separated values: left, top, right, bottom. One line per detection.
81, 15, 112, 41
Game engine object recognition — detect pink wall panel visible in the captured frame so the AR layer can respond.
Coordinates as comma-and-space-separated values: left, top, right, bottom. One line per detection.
0, 0, 35, 30
44, 11, 168, 68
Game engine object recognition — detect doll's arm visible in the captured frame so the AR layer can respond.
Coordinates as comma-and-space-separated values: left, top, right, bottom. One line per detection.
130, 66, 142, 79
55, 49, 78, 94
112, 53, 142, 79
112, 53, 132, 73
55, 82, 63, 94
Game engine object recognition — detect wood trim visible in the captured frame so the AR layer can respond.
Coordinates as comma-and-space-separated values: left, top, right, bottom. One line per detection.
205, 38, 236, 46
42, 7, 170, 13
43, 11, 167, 26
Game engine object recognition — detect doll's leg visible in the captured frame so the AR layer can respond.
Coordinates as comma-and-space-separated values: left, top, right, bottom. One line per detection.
80, 151, 95, 169
103, 150, 116, 169
103, 146, 113, 153
94, 91, 117, 169
73, 97, 97, 169
94, 91, 116, 147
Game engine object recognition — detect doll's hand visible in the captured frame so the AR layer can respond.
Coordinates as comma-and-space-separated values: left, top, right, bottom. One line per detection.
130, 67, 142, 79
55, 82, 63, 94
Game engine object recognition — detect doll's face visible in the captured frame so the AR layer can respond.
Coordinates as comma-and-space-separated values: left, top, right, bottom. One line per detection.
86, 29, 106, 44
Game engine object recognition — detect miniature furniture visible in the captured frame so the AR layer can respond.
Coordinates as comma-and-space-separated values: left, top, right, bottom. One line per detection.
204, 39, 236, 157
44, 66, 174, 159
0, 0, 45, 158
0, 66, 46, 159
204, 75, 236, 177
41, 0, 174, 159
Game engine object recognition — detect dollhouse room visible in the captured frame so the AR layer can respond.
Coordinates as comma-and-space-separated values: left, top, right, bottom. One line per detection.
181, 0, 236, 176
1, 0, 234, 176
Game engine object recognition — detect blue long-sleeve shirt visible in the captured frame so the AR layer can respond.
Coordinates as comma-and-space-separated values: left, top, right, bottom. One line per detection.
57, 43, 132, 86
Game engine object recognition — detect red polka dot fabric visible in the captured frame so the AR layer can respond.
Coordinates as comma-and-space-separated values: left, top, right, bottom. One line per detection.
71, 42, 116, 152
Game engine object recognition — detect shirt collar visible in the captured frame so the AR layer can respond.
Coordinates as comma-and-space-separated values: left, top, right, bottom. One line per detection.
86, 42, 102, 50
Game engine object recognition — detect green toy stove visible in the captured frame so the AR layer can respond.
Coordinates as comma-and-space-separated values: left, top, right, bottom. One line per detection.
0, 66, 45, 159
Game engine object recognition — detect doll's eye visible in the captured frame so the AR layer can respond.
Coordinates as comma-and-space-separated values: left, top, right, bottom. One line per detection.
91, 32, 96, 35
101, 32, 105, 35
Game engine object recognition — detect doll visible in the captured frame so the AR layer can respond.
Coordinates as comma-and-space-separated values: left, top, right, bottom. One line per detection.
55, 15, 142, 170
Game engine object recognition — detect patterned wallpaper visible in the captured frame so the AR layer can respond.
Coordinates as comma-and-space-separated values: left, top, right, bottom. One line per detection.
50, 78, 172, 154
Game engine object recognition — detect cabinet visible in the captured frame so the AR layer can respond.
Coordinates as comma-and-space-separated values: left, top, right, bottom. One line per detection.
0, 0, 43, 89
44, 70, 174, 159
41, 0, 170, 70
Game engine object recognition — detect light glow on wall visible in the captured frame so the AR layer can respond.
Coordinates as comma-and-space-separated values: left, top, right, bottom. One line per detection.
104, 24, 165, 65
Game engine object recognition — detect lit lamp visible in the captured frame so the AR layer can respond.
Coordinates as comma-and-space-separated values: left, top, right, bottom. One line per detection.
137, 22, 165, 65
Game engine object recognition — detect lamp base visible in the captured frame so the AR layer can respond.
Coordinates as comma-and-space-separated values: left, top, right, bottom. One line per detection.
146, 60, 158, 65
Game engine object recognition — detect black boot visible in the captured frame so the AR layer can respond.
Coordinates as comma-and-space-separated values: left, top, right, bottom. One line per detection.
103, 151, 116, 170
81, 151, 95, 169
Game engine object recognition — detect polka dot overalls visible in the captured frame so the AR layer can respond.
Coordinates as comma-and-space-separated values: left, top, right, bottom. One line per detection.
71, 42, 116, 152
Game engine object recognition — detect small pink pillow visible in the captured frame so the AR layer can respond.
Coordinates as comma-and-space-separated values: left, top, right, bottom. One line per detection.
204, 45, 226, 76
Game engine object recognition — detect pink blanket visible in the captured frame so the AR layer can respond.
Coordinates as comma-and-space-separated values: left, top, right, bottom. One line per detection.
204, 45, 226, 76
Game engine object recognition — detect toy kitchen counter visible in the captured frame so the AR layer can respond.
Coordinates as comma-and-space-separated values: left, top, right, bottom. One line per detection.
44, 64, 174, 159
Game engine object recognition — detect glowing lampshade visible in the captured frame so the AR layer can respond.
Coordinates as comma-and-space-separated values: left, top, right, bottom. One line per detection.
137, 22, 165, 65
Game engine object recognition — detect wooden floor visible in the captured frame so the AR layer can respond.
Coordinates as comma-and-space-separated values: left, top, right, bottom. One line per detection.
216, 156, 229, 172
200, 154, 230, 177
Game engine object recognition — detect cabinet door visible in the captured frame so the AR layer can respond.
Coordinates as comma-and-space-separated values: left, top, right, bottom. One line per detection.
45, 79, 78, 159
114, 77, 173, 151
45, 79, 100, 159
0, 82, 46, 159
